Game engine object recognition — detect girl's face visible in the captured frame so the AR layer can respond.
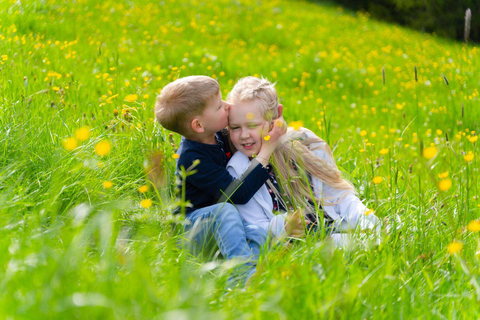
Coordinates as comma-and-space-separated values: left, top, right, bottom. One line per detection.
228, 99, 269, 158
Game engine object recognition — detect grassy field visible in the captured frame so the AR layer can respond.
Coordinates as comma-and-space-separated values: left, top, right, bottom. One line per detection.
1, 0, 479, 318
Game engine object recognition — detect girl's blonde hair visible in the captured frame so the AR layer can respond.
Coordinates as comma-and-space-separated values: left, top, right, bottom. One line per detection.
228, 76, 354, 210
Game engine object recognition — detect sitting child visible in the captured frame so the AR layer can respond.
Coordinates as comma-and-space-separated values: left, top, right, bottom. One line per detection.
225, 76, 381, 246
155, 76, 287, 284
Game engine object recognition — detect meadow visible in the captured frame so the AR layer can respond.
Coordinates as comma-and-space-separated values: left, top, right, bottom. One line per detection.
0, 0, 479, 318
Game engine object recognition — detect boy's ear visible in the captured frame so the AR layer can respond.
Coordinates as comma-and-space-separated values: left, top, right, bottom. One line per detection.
191, 118, 205, 133
277, 104, 283, 118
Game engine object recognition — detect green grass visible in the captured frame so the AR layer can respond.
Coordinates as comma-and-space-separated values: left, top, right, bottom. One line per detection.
1, 0, 479, 318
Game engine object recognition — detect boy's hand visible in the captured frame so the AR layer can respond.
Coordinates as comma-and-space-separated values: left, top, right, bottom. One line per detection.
285, 208, 305, 238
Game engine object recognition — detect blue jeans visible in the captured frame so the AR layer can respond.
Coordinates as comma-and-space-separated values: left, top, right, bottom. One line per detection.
184, 203, 267, 282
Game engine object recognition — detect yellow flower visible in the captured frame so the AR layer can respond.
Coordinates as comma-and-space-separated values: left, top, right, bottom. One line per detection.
422, 146, 438, 160
172, 154, 180, 159
447, 241, 463, 254
52, 86, 60, 91
438, 172, 449, 179
438, 179, 452, 191
289, 120, 303, 130
124, 94, 138, 102
63, 137, 78, 151
379, 148, 388, 155
365, 209, 374, 216
360, 130, 367, 137
138, 185, 149, 193
75, 126, 90, 141
469, 136, 478, 143
102, 181, 113, 189
246, 112, 254, 120
372, 176, 383, 184
467, 220, 480, 232
263, 135, 271, 141
95, 140, 111, 156
140, 199, 152, 208
464, 152, 474, 162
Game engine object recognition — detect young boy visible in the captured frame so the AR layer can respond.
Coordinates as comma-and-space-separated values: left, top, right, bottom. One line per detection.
155, 75, 287, 283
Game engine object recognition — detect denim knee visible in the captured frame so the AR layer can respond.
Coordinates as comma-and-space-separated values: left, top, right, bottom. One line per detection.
244, 224, 268, 245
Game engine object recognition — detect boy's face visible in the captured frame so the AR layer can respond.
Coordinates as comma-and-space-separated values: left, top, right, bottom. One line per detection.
228, 99, 269, 158
199, 92, 230, 135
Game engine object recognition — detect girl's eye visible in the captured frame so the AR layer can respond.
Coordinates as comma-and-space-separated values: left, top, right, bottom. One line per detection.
248, 124, 259, 129
230, 127, 239, 131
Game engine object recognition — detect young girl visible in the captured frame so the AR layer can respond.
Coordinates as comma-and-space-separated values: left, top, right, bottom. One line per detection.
226, 76, 381, 246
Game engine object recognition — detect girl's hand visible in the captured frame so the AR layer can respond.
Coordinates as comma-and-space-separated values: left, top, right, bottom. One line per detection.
285, 208, 305, 238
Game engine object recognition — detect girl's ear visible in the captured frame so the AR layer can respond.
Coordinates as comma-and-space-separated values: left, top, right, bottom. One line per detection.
277, 104, 284, 118
191, 118, 204, 133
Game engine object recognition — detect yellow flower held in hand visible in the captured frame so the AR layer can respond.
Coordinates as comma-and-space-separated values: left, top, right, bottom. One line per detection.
103, 181, 113, 189
95, 140, 111, 156
422, 146, 438, 160
124, 94, 138, 102
447, 241, 463, 254
63, 137, 78, 151
138, 185, 149, 193
467, 220, 480, 232
464, 152, 474, 162
372, 176, 383, 184
140, 199, 152, 208
75, 126, 90, 141
263, 135, 271, 141
438, 179, 452, 191
289, 120, 303, 130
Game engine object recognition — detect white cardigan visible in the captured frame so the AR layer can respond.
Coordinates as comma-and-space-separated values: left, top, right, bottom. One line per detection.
226, 128, 381, 241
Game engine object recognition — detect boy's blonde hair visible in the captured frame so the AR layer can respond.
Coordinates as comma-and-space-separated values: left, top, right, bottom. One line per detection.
228, 76, 354, 211
227, 76, 279, 120
155, 76, 220, 136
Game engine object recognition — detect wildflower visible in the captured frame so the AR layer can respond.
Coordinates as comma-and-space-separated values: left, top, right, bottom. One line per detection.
75, 126, 90, 141
438, 179, 452, 191
365, 209, 374, 216
422, 146, 438, 160
438, 172, 449, 179
138, 185, 149, 193
52, 86, 60, 91
95, 140, 111, 156
103, 181, 113, 189
246, 112, 254, 120
372, 176, 383, 184
360, 130, 367, 137
464, 151, 474, 162
379, 148, 388, 155
469, 136, 478, 143
124, 94, 138, 102
264, 135, 271, 141
172, 154, 180, 159
467, 220, 480, 232
63, 137, 78, 151
140, 199, 152, 208
290, 120, 303, 130
447, 241, 463, 254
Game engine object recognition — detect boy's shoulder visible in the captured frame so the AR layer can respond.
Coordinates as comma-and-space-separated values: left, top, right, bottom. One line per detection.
177, 130, 231, 167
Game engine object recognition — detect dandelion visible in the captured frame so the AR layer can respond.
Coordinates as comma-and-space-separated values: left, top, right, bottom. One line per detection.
447, 241, 463, 254
422, 146, 437, 160
124, 94, 138, 102
95, 140, 111, 156
138, 185, 149, 193
467, 220, 480, 232
103, 181, 113, 189
172, 154, 180, 159
464, 151, 474, 162
63, 137, 78, 151
365, 208, 374, 216
140, 199, 152, 208
438, 179, 452, 191
264, 135, 271, 141
290, 120, 303, 130
438, 172, 449, 179
75, 126, 90, 141
372, 176, 383, 184
379, 148, 388, 155
360, 130, 367, 137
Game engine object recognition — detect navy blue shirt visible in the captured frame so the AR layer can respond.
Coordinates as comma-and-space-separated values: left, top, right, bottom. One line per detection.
176, 131, 270, 215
